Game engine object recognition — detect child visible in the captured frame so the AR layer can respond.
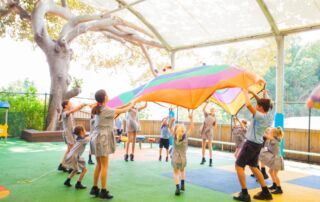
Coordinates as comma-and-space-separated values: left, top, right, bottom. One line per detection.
234, 89, 274, 202
58, 100, 87, 172
159, 117, 170, 162
259, 127, 284, 194
90, 89, 133, 199
200, 101, 217, 167
124, 102, 147, 161
169, 112, 193, 196
232, 116, 247, 158
64, 125, 90, 189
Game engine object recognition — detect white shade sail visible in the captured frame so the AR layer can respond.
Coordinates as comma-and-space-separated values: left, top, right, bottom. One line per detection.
81, 0, 320, 51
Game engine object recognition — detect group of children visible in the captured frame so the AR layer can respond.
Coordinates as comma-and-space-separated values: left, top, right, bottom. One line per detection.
57, 88, 284, 200
232, 89, 284, 202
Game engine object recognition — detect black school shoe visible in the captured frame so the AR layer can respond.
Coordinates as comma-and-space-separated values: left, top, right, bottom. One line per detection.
200, 158, 206, 165
58, 164, 68, 172
130, 154, 134, 161
233, 192, 251, 202
90, 186, 100, 197
165, 156, 168, 162
271, 187, 283, 194
268, 183, 277, 190
64, 179, 72, 187
253, 191, 273, 200
175, 186, 181, 196
159, 155, 162, 161
99, 189, 113, 199
75, 181, 86, 189
209, 159, 213, 167
124, 154, 129, 162
88, 160, 95, 165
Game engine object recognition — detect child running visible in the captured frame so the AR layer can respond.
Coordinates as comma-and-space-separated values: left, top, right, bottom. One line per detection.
169, 111, 193, 196
58, 100, 87, 172
90, 89, 133, 199
232, 116, 248, 158
64, 125, 90, 189
159, 117, 170, 162
259, 127, 284, 194
234, 89, 274, 202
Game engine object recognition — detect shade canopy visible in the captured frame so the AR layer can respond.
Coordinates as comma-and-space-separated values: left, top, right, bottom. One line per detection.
81, 0, 320, 51
0, 101, 10, 109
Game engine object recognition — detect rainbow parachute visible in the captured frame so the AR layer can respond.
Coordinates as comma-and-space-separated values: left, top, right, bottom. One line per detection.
107, 65, 265, 114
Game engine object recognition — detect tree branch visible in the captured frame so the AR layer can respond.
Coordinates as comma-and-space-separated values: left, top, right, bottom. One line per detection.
64, 87, 81, 100
0, 0, 31, 20
139, 44, 157, 77
61, 0, 68, 8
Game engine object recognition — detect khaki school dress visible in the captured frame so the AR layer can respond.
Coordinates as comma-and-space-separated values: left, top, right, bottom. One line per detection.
64, 136, 90, 171
126, 108, 140, 133
232, 126, 247, 148
62, 111, 76, 145
171, 134, 188, 169
200, 112, 216, 140
93, 107, 116, 157
259, 138, 284, 170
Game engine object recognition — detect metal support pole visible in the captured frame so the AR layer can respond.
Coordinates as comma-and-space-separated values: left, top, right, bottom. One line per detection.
275, 35, 285, 157
230, 115, 233, 152
170, 51, 176, 69
308, 108, 311, 163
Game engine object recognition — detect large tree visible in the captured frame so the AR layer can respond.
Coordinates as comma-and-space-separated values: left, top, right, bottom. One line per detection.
0, 0, 163, 130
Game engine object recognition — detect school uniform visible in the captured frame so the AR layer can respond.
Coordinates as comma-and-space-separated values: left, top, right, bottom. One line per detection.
232, 125, 247, 149
64, 136, 90, 171
62, 111, 76, 145
200, 112, 216, 141
89, 117, 97, 155
126, 108, 140, 133
93, 106, 116, 157
259, 138, 284, 170
171, 134, 188, 169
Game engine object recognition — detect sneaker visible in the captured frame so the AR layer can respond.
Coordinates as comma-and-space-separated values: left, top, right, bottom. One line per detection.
200, 158, 206, 165
175, 186, 181, 196
253, 191, 273, 200
159, 155, 162, 161
88, 160, 95, 165
64, 179, 72, 187
271, 187, 283, 195
124, 154, 129, 162
75, 182, 86, 189
99, 189, 113, 199
165, 156, 168, 162
130, 154, 134, 161
90, 186, 100, 197
233, 192, 251, 202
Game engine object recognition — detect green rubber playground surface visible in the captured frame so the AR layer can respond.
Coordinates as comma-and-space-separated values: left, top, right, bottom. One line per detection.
1, 138, 319, 202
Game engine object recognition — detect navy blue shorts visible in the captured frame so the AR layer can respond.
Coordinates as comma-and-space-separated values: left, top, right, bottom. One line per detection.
236, 141, 262, 168
159, 138, 169, 149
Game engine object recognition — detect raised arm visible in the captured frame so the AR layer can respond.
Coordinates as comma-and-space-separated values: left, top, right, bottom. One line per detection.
187, 111, 194, 135
243, 89, 256, 115
262, 89, 270, 99
169, 117, 175, 134
202, 101, 209, 113
248, 89, 261, 101
67, 103, 86, 114
138, 102, 148, 111
114, 103, 133, 117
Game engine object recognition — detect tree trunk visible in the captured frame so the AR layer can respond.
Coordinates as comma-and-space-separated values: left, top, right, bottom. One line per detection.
45, 45, 72, 131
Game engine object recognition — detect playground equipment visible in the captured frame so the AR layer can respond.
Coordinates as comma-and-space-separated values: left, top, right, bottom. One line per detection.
0, 101, 10, 142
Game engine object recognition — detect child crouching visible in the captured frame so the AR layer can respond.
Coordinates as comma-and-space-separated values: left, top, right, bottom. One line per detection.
64, 125, 90, 189
169, 112, 193, 196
